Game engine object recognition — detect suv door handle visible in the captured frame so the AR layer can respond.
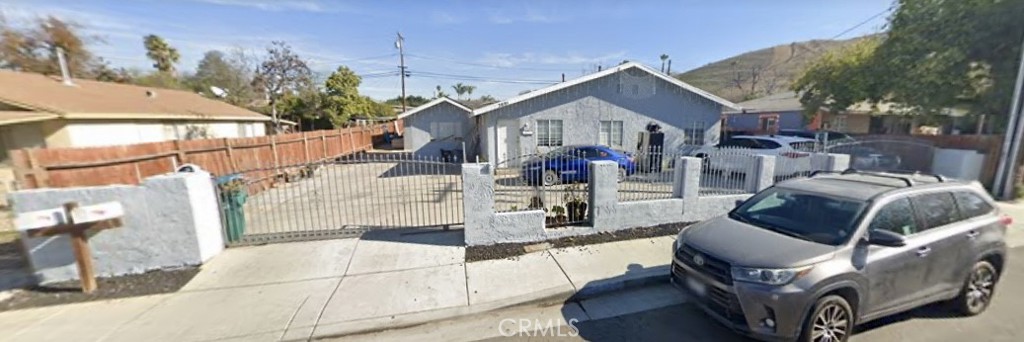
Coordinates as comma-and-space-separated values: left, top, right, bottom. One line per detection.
966, 231, 980, 239
916, 247, 931, 257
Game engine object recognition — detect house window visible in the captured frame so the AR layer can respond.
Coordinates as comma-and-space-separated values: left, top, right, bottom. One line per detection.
758, 115, 779, 133
685, 121, 706, 145
830, 116, 848, 132
536, 120, 563, 147
430, 122, 462, 141
599, 121, 623, 147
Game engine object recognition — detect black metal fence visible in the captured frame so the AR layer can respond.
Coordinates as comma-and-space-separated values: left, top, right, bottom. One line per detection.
493, 150, 591, 227
215, 152, 464, 245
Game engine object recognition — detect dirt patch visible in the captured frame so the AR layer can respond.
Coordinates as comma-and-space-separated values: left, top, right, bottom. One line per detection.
465, 222, 691, 262
0, 267, 199, 312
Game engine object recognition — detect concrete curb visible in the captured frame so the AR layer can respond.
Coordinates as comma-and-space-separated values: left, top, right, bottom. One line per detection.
304, 270, 670, 341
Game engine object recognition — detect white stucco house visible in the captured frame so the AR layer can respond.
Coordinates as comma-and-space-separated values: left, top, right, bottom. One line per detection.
0, 69, 276, 204
397, 62, 740, 163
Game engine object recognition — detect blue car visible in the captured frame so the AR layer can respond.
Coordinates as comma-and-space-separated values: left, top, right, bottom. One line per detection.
522, 145, 637, 186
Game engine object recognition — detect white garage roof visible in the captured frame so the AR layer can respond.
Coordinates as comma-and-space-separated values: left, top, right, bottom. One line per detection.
396, 97, 472, 120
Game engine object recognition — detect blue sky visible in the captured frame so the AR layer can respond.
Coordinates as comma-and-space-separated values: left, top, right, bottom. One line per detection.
1, 0, 892, 100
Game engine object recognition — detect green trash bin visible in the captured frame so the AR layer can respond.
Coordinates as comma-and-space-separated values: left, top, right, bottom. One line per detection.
216, 174, 247, 243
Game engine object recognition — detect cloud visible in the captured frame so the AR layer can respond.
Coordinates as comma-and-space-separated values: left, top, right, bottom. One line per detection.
478, 51, 628, 67
430, 11, 464, 25
191, 0, 330, 12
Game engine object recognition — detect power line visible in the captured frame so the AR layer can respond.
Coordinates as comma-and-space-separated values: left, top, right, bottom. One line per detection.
408, 70, 560, 84
406, 53, 578, 72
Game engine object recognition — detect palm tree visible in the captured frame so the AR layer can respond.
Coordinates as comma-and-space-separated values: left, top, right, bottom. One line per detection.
434, 85, 448, 98
660, 54, 669, 73
465, 85, 476, 99
452, 83, 467, 100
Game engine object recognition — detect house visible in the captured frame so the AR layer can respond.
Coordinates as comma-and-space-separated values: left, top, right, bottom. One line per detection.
721, 91, 966, 136
397, 62, 739, 163
721, 91, 815, 134
0, 70, 274, 204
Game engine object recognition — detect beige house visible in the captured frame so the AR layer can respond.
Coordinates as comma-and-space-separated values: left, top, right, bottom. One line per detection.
0, 70, 275, 204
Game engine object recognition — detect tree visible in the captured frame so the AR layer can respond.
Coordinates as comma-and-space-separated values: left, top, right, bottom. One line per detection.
191, 49, 257, 105
0, 16, 103, 77
478, 94, 498, 103
252, 41, 313, 129
143, 34, 180, 73
793, 0, 1024, 128
434, 85, 448, 98
451, 83, 475, 100
385, 95, 430, 107
320, 65, 394, 126
660, 54, 669, 73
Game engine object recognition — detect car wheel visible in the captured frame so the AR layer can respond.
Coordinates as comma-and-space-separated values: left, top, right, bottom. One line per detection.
800, 295, 853, 342
617, 167, 627, 183
542, 170, 560, 186
953, 260, 998, 316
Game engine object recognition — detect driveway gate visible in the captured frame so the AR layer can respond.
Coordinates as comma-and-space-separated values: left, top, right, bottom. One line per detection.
216, 152, 464, 245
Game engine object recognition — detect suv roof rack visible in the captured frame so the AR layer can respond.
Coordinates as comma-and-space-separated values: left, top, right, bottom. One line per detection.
809, 169, 922, 187
877, 169, 946, 183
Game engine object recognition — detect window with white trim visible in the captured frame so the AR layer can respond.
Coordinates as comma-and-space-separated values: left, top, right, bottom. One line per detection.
599, 120, 623, 147
830, 116, 848, 132
536, 120, 563, 147
684, 121, 706, 145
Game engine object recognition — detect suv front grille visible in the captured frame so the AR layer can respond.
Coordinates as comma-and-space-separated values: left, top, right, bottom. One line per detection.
707, 286, 746, 324
676, 243, 733, 285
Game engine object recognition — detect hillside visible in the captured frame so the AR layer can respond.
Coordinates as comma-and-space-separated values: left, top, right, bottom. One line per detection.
675, 36, 874, 102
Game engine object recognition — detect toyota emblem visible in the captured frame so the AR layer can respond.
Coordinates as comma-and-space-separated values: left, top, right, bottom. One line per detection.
693, 254, 705, 266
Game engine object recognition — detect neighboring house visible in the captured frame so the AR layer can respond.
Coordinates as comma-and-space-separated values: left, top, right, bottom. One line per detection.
397, 62, 739, 164
397, 97, 475, 159
722, 91, 813, 134
0, 70, 274, 204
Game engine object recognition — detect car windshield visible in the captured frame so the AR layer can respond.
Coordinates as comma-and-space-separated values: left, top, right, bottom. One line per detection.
730, 188, 867, 245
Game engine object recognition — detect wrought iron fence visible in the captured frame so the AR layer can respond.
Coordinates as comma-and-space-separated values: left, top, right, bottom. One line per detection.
693, 146, 757, 196
493, 149, 590, 227
215, 152, 464, 245
619, 147, 677, 202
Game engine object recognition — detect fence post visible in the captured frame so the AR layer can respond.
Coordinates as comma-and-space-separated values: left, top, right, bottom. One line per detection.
321, 133, 328, 159
223, 138, 238, 172
26, 148, 48, 188
302, 132, 311, 163
589, 161, 618, 231
461, 163, 495, 245
173, 140, 188, 167
745, 155, 776, 193
347, 130, 355, 155
826, 153, 851, 171
673, 157, 701, 209
270, 135, 280, 170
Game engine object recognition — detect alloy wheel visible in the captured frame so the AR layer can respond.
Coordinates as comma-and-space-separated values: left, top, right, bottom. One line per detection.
811, 303, 849, 342
966, 266, 995, 312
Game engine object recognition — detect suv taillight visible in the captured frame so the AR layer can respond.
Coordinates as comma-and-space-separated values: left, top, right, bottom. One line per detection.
999, 215, 1013, 226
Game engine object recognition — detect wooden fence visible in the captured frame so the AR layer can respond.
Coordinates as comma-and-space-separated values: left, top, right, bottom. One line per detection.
857, 134, 1004, 187
9, 124, 393, 191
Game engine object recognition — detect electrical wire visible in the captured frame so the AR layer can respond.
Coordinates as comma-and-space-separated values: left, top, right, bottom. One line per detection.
406, 53, 580, 72
407, 70, 559, 84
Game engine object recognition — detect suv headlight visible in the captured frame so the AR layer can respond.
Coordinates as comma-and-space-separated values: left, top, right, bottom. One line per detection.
731, 266, 813, 286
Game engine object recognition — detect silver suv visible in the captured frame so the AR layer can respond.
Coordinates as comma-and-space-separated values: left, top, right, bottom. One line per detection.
672, 170, 1010, 342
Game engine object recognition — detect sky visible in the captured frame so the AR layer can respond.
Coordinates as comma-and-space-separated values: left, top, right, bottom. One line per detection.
0, 0, 893, 100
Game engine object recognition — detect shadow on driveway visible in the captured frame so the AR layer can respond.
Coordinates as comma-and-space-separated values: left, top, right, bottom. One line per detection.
358, 226, 465, 247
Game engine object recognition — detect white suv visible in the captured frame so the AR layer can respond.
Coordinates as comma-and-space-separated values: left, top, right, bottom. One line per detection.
688, 135, 818, 177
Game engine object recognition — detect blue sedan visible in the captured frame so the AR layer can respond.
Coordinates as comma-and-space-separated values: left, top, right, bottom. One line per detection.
522, 145, 637, 186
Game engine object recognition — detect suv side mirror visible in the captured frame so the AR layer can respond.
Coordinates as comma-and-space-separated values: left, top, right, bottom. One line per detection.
868, 229, 906, 247
734, 199, 744, 208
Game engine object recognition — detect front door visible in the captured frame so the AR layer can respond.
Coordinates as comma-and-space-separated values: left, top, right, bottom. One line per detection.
863, 197, 931, 315
496, 120, 519, 164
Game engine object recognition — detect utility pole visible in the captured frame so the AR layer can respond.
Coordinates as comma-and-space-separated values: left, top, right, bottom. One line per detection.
994, 36, 1024, 199
396, 32, 407, 113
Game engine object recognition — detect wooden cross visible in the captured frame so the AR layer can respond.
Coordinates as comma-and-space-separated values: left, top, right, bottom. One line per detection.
19, 202, 124, 293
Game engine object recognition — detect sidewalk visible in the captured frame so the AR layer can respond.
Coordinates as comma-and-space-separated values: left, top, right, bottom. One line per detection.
0, 229, 675, 342
3, 204, 1022, 342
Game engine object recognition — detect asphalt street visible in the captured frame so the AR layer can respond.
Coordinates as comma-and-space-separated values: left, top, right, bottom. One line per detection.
486, 246, 1024, 342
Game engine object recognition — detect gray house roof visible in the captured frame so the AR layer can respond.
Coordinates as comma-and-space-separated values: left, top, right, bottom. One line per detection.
396, 97, 472, 120
472, 62, 740, 116
724, 91, 802, 114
